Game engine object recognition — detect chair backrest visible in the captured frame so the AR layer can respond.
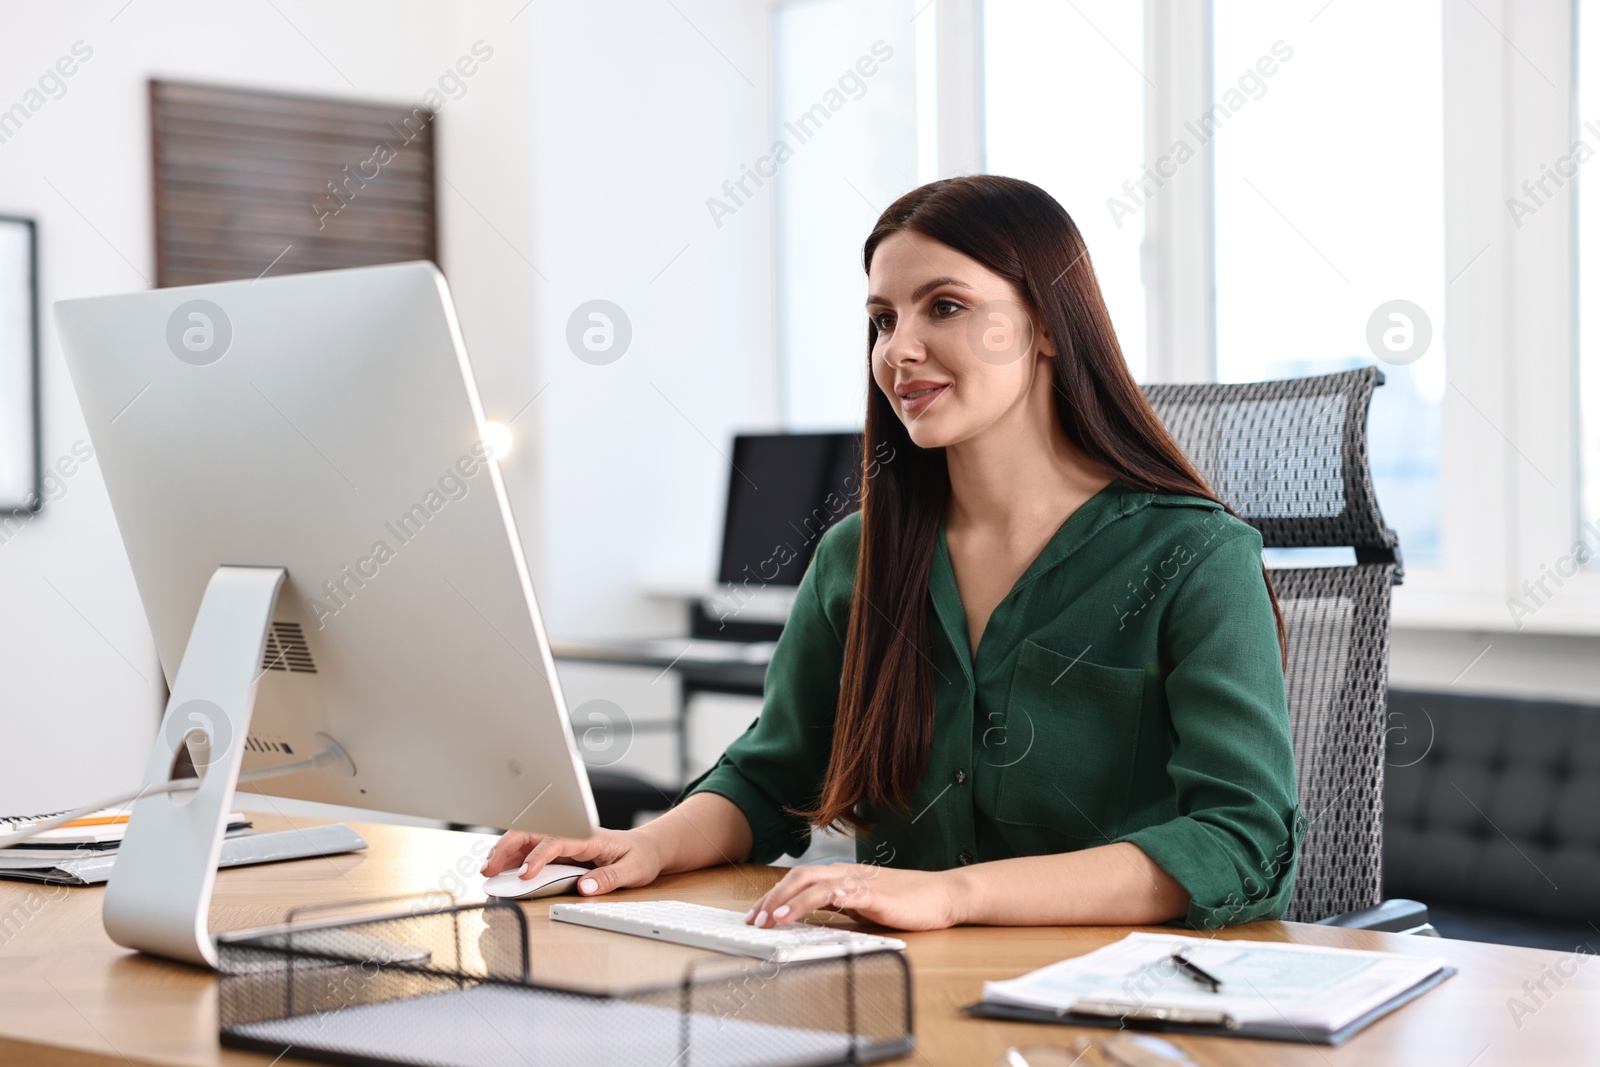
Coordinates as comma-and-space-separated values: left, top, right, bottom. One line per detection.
1141, 367, 1401, 922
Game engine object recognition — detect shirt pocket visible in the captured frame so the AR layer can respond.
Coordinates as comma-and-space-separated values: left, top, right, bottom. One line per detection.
992, 638, 1147, 845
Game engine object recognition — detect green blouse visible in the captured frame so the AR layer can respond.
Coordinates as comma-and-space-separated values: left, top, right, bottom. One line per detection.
680, 478, 1307, 928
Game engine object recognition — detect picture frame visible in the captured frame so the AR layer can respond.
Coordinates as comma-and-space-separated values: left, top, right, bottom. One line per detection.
0, 216, 39, 515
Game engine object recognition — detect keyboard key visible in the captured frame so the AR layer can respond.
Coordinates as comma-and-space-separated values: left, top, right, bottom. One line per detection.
548, 900, 906, 963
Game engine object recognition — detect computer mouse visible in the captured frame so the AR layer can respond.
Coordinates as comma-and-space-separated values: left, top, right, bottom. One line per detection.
483, 863, 591, 899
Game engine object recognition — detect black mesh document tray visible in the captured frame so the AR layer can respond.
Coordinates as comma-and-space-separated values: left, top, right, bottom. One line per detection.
216, 899, 914, 1067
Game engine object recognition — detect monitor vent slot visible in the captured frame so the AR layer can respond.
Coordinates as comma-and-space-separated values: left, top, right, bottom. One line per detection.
261, 622, 318, 674
244, 736, 295, 755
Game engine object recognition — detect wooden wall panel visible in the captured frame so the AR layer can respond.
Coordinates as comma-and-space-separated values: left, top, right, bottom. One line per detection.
150, 80, 438, 288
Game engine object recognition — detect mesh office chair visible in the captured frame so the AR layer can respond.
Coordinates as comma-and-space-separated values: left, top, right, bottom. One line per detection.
1142, 367, 1431, 932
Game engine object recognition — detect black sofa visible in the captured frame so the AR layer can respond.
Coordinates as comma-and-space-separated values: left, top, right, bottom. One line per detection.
1383, 688, 1600, 951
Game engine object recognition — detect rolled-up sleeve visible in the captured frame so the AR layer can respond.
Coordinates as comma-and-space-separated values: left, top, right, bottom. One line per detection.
1115, 527, 1306, 928
676, 525, 850, 863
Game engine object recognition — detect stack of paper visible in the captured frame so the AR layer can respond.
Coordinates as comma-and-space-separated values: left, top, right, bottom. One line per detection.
0, 806, 252, 885
980, 932, 1451, 1039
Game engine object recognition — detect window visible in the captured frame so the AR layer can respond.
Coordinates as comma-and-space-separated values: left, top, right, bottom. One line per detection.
984, 0, 1148, 380
1581, 1, 1600, 556
773, 0, 921, 431
774, 0, 1586, 623
1212, 0, 1445, 565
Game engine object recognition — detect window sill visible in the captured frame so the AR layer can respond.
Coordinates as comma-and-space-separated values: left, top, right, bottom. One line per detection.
1392, 588, 1600, 637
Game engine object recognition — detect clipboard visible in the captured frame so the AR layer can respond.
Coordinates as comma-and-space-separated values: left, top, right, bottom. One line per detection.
962, 964, 1456, 1046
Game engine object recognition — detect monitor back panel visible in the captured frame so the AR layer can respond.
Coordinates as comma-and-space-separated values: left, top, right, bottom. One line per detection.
53, 262, 596, 837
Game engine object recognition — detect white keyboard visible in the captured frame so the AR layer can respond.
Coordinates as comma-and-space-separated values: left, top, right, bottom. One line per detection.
547, 900, 906, 963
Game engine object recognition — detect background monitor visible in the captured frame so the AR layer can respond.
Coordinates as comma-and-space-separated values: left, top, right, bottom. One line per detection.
717, 432, 863, 589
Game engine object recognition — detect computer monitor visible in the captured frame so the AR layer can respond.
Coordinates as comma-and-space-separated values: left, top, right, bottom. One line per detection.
54, 261, 596, 966
717, 432, 863, 588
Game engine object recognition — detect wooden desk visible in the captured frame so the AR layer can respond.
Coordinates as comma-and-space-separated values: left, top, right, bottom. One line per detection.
1, 813, 1596, 1066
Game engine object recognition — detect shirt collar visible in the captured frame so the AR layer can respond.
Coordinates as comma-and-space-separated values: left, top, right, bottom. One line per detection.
929, 478, 1149, 672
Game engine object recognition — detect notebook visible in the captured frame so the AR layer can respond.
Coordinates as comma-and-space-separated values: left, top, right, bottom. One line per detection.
964, 931, 1454, 1046
0, 822, 363, 887
0, 806, 251, 853
0, 809, 141, 847
0, 806, 254, 883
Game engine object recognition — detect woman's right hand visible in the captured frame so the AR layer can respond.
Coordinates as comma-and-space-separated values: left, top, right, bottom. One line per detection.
480, 825, 666, 897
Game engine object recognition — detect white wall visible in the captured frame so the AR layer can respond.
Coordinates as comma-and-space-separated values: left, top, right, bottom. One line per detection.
525, 0, 779, 641
1390, 629, 1600, 706
524, 0, 780, 791
0, 0, 777, 814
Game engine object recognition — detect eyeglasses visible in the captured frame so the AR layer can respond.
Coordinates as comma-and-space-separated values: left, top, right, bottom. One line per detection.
997, 1033, 1197, 1067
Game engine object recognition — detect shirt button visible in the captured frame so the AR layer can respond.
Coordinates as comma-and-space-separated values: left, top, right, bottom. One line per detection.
954, 768, 967, 785
957, 851, 973, 866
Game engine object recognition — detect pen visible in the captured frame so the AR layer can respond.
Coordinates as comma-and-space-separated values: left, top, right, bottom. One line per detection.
1170, 950, 1224, 992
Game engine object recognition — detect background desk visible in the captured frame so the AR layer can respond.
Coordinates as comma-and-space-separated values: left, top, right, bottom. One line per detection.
553, 638, 768, 786
0, 813, 1595, 1066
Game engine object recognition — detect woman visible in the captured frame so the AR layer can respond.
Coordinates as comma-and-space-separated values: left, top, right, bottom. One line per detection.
483, 175, 1304, 931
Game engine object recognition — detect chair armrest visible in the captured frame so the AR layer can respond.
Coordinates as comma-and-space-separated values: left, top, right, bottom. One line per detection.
1314, 898, 1438, 936
587, 770, 675, 830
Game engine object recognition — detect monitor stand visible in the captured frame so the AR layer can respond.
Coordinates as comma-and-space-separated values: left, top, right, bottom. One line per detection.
101, 566, 303, 967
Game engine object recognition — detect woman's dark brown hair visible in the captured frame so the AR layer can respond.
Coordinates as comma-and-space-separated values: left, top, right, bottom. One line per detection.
801, 174, 1288, 834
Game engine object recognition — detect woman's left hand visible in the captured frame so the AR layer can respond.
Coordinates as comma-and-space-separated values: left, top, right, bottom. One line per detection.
745, 862, 965, 932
